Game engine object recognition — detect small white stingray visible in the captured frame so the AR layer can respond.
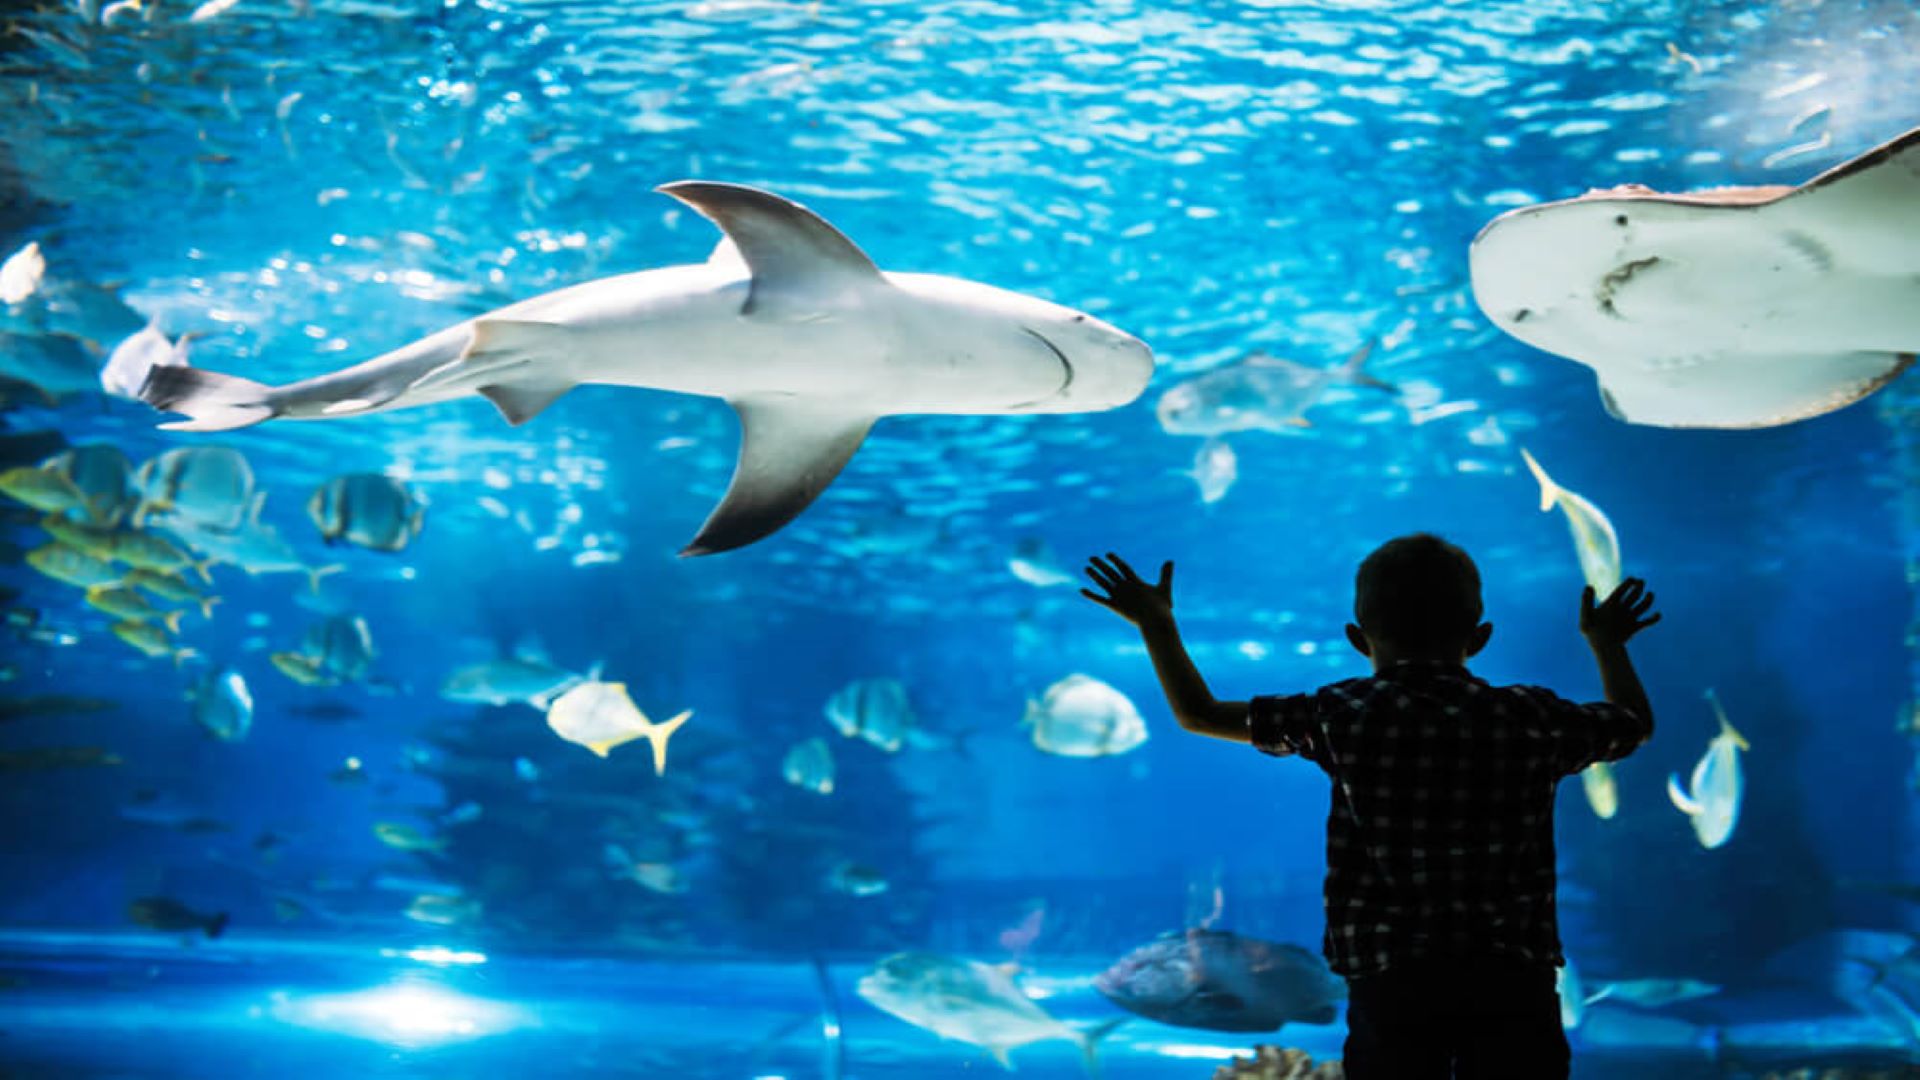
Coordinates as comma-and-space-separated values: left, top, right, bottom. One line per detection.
1471, 125, 1920, 428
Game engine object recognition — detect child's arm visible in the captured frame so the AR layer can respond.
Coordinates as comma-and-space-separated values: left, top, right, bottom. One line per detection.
1081, 553, 1251, 743
1580, 577, 1660, 739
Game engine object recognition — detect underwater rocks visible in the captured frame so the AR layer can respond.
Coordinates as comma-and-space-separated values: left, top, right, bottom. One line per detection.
1212, 1045, 1343, 1080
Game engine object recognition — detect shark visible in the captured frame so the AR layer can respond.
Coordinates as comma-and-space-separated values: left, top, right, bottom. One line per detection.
1470, 124, 1920, 429
138, 182, 1154, 554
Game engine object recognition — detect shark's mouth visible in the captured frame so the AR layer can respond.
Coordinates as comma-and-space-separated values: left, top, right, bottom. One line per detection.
1013, 327, 1075, 408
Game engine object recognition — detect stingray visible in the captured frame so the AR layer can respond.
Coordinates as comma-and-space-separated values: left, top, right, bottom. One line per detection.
1470, 125, 1920, 428
137, 182, 1154, 554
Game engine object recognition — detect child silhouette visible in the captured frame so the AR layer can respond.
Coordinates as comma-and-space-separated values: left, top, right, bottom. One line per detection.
1082, 533, 1659, 1080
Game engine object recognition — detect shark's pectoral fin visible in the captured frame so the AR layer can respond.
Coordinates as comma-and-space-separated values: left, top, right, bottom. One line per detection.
479, 383, 572, 426
682, 398, 876, 557
657, 181, 884, 319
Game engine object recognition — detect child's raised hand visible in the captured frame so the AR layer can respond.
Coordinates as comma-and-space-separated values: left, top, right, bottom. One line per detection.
1081, 552, 1175, 628
1580, 577, 1661, 647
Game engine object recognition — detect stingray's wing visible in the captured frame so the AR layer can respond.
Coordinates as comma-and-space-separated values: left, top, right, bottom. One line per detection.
1471, 125, 1920, 429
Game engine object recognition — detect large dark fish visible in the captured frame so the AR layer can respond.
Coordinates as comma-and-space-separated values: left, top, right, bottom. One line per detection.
1094, 929, 1344, 1033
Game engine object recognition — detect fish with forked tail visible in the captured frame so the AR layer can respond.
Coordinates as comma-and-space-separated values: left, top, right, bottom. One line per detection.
856, 951, 1125, 1072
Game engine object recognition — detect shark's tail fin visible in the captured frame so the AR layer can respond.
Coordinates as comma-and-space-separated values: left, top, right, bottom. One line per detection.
139, 366, 278, 432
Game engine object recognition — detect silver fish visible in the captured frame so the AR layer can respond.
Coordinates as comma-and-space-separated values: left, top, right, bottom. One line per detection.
857, 951, 1125, 1070
162, 514, 340, 592
441, 655, 590, 710
1024, 674, 1148, 758
190, 667, 253, 742
135, 446, 257, 531
781, 736, 835, 795
1155, 339, 1391, 436
306, 473, 425, 553
1188, 436, 1237, 504
824, 677, 918, 753
300, 615, 376, 684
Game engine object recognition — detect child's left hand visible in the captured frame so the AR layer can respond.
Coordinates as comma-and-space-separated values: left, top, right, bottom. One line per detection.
1081, 552, 1175, 629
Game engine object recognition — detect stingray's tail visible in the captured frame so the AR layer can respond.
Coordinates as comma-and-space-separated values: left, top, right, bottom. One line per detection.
139, 366, 279, 432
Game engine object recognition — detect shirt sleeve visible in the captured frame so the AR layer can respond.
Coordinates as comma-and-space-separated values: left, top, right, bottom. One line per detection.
1515, 686, 1649, 774
1248, 693, 1326, 764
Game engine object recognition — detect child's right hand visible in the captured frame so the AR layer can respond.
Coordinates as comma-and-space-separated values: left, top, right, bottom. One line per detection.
1580, 578, 1661, 647
1081, 552, 1175, 629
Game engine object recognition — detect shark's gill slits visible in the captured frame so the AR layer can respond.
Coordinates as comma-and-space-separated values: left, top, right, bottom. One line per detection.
1012, 327, 1074, 409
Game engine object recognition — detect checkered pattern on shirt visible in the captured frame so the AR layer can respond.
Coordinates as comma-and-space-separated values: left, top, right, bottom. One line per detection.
1250, 661, 1648, 977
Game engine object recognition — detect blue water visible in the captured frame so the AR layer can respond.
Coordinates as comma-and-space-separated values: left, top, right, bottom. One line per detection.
2, 0, 1919, 1076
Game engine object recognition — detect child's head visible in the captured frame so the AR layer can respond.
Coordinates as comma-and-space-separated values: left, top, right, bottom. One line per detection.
1347, 533, 1491, 664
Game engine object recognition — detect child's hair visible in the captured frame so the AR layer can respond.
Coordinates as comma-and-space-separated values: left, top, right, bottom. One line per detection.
1354, 533, 1484, 652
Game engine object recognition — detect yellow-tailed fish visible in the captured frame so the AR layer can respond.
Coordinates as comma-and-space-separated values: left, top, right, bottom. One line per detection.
1667, 689, 1749, 849
545, 680, 690, 774
85, 587, 184, 633
109, 531, 212, 582
110, 620, 197, 665
1520, 447, 1622, 596
0, 466, 86, 514
1579, 760, 1619, 820
26, 543, 123, 588
123, 568, 219, 619
271, 651, 336, 687
39, 514, 120, 559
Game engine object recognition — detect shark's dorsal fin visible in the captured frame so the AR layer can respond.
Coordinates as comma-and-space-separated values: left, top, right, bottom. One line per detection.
681, 397, 875, 556
657, 181, 882, 318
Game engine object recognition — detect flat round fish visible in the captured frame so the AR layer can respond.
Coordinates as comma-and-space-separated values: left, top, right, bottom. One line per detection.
1026, 673, 1148, 757
1094, 929, 1344, 1033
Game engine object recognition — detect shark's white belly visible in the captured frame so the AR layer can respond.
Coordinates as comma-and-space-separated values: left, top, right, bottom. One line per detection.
338, 265, 1073, 417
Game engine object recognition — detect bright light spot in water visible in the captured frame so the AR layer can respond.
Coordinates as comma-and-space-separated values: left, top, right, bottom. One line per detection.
272, 982, 520, 1046
1152, 1043, 1246, 1060
378, 946, 488, 966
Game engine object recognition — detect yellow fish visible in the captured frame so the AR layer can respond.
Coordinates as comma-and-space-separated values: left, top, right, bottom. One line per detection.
124, 568, 220, 620
270, 651, 336, 687
0, 466, 85, 514
1520, 448, 1622, 596
85, 587, 185, 633
110, 620, 197, 665
545, 680, 690, 774
39, 515, 120, 559
110, 531, 212, 582
27, 543, 123, 588
1579, 760, 1619, 820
